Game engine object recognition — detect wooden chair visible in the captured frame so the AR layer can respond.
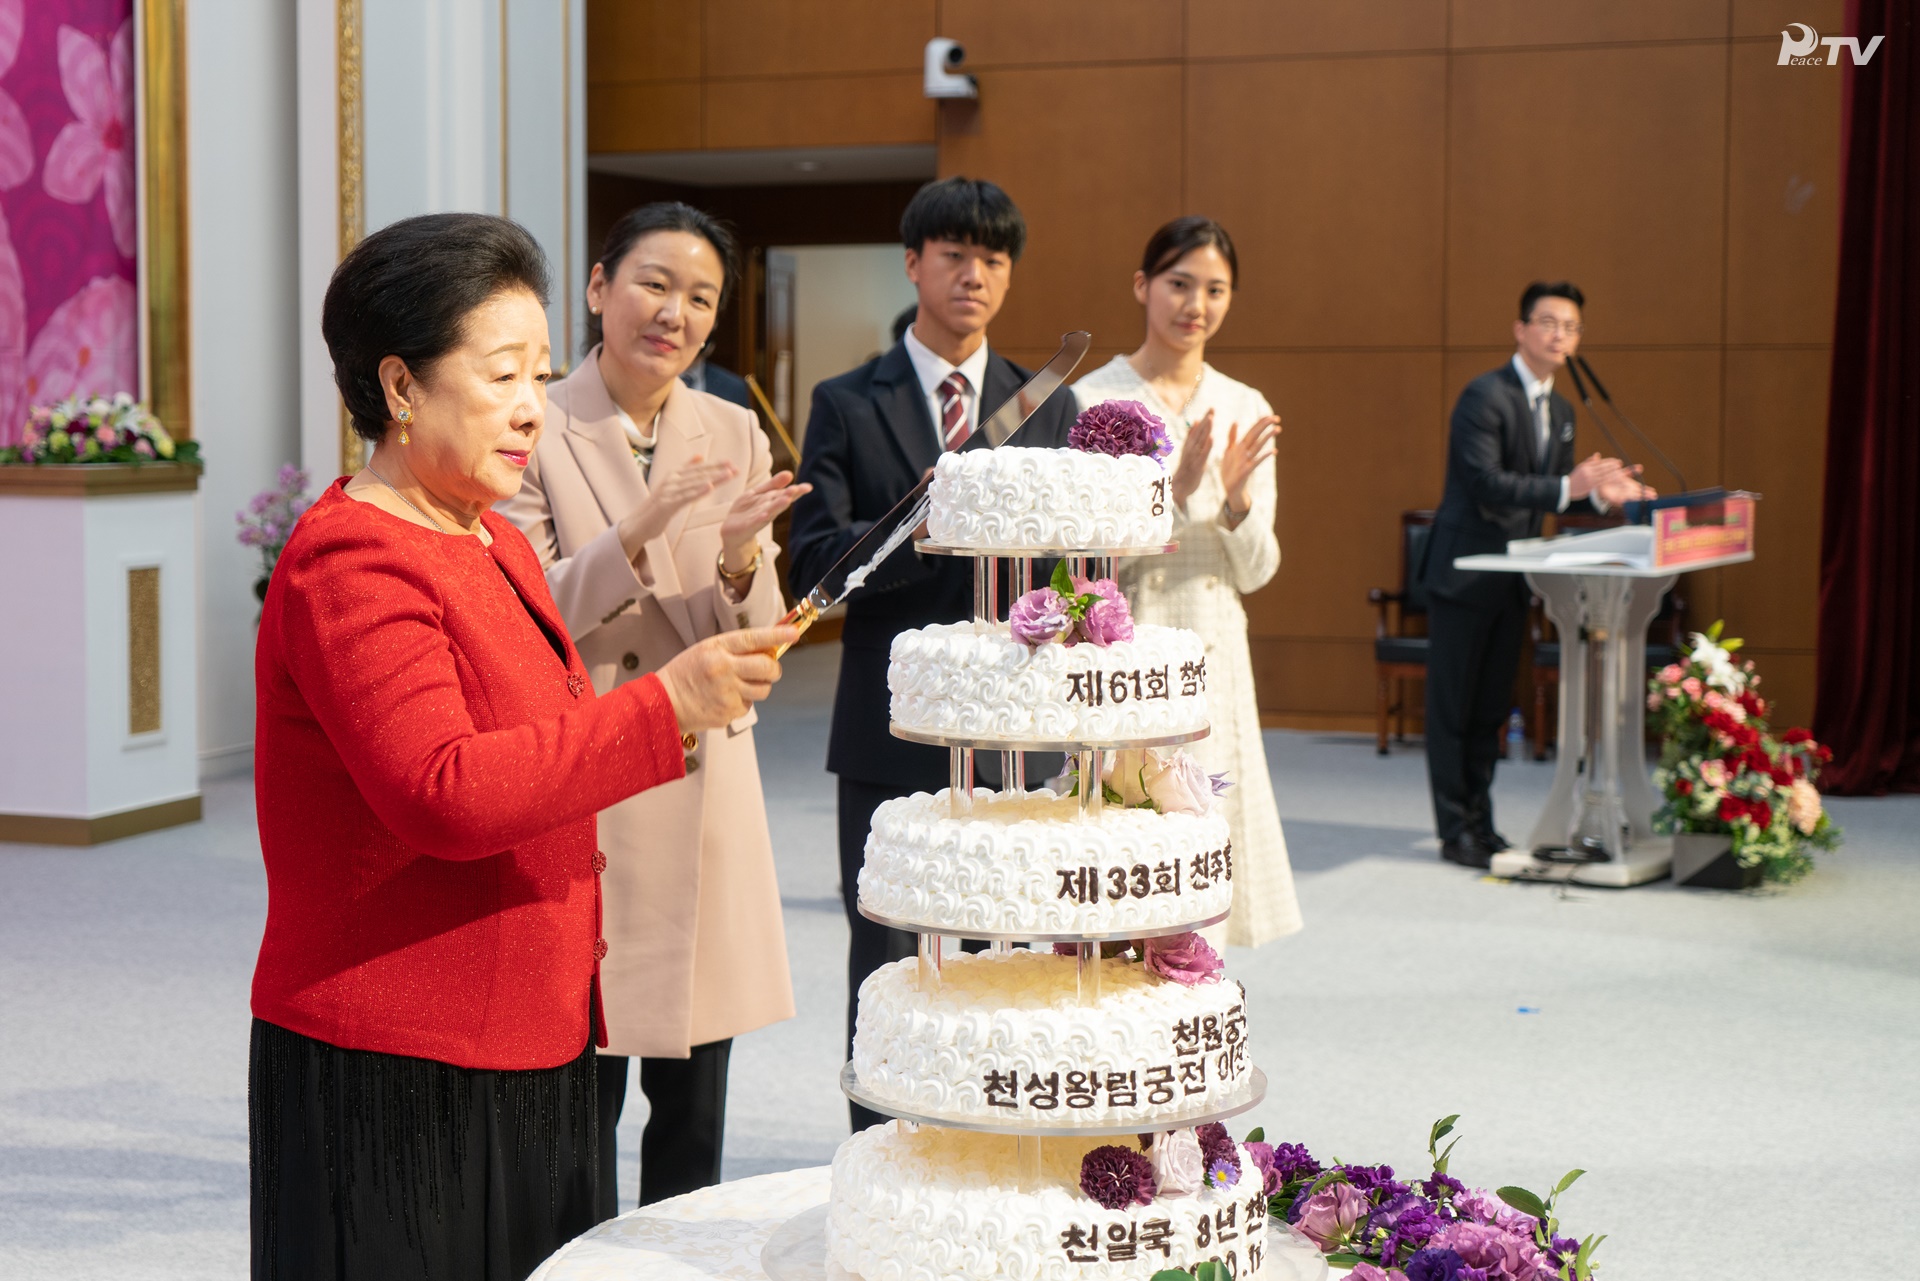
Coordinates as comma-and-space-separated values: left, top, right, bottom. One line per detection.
1368, 510, 1436, 755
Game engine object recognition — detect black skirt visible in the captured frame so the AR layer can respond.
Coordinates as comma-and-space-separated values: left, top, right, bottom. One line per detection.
249, 1018, 599, 1281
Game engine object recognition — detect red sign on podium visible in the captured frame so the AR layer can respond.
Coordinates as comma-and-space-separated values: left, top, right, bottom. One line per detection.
1653, 493, 1757, 569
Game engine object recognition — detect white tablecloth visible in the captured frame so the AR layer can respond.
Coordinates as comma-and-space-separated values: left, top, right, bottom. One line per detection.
531, 1167, 834, 1281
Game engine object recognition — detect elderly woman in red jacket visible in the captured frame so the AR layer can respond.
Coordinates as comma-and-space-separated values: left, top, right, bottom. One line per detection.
249, 212, 794, 1281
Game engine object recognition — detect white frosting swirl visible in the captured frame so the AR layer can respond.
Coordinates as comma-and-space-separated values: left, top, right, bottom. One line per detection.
852, 951, 1253, 1125
890, 623, 1209, 742
828, 1123, 1274, 1281
860, 788, 1233, 935
928, 447, 1173, 551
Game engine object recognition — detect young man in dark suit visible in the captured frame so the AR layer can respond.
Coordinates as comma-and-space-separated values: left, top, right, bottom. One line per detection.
1422, 281, 1653, 869
788, 177, 1077, 1128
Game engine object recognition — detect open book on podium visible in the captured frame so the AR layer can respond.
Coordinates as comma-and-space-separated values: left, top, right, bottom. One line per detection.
1500, 490, 1759, 572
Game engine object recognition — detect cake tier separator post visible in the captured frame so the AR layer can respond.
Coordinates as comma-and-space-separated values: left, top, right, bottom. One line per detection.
837, 1062, 1268, 1139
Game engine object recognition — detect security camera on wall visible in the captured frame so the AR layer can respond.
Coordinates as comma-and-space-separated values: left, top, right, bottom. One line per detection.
924, 38, 977, 99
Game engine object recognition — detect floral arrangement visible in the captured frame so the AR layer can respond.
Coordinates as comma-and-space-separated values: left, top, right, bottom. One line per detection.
1011, 562, 1136, 647
1071, 399, 1172, 461
1647, 622, 1840, 883
1, 394, 199, 466
1056, 746, 1230, 818
1145, 1117, 1605, 1281
1050, 932, 1225, 987
237, 465, 314, 602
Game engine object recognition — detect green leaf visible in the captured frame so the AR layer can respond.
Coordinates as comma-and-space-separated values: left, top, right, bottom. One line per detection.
1428, 1114, 1460, 1149
1307, 1169, 1349, 1195
1435, 1135, 1461, 1175
1553, 1168, 1586, 1196
1244, 1127, 1264, 1143
1102, 783, 1127, 805
1496, 1186, 1547, 1220
1150, 1271, 1193, 1281
1323, 1255, 1364, 1268
1050, 560, 1074, 597
1194, 1262, 1229, 1281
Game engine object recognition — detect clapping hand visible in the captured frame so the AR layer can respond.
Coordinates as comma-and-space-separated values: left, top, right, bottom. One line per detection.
1569, 453, 1657, 507
617, 456, 737, 562
719, 470, 812, 572
1218, 414, 1281, 520
1168, 410, 1215, 511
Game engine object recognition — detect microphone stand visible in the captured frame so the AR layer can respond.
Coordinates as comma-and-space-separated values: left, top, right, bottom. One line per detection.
1572, 354, 1691, 497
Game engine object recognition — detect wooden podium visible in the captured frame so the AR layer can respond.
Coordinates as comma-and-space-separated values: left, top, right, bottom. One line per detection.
1454, 494, 1757, 886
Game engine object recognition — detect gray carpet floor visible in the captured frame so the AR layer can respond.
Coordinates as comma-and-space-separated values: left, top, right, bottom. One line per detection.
2, 639, 1915, 1279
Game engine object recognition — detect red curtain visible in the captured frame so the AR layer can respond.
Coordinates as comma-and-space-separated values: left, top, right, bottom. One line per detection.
1816, 0, 1920, 794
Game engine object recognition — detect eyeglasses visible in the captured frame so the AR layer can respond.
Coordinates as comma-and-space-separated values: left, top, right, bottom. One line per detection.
1527, 316, 1584, 337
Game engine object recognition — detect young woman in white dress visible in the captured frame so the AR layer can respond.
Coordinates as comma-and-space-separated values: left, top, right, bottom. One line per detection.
1072, 217, 1302, 947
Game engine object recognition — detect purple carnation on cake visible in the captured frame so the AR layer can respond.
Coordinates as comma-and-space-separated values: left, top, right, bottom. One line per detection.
1008, 587, 1074, 648
1080, 1143, 1158, 1210
1072, 577, 1135, 645
1070, 399, 1173, 461
1142, 932, 1223, 986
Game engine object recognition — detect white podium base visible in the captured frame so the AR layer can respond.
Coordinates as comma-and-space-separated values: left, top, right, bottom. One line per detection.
1491, 836, 1672, 888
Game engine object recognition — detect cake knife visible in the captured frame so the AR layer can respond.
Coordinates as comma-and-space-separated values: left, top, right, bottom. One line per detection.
770, 330, 1091, 657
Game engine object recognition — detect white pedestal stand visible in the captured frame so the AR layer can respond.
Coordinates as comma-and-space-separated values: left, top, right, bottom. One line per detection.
1453, 545, 1751, 887
0, 465, 203, 843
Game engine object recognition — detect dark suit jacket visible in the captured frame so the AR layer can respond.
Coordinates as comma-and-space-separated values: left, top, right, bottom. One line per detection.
1423, 362, 1595, 608
789, 340, 1076, 788
681, 359, 752, 410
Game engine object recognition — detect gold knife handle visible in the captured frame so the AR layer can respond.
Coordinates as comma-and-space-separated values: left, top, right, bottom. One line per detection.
773, 595, 823, 659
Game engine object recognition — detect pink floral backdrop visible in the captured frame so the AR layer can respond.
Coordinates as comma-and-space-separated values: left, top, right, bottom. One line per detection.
0, 0, 136, 448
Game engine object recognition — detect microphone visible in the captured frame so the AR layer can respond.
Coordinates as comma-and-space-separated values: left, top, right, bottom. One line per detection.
1573, 354, 1689, 495
1562, 357, 1637, 473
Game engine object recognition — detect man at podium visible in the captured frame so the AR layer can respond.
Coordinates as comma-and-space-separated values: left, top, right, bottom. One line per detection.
1421, 281, 1653, 869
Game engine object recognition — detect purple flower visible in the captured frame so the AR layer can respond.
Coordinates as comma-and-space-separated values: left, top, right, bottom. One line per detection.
1205, 1157, 1238, 1191
1421, 1171, 1465, 1207
1369, 1194, 1445, 1264
1080, 1143, 1157, 1210
1242, 1141, 1283, 1197
1295, 1183, 1371, 1251
1269, 1142, 1322, 1185
1072, 577, 1135, 646
1425, 1222, 1551, 1281
1341, 1162, 1410, 1200
1070, 399, 1172, 461
1404, 1250, 1473, 1281
1452, 1188, 1538, 1237
1009, 587, 1074, 647
1348, 1267, 1412, 1281
1195, 1123, 1234, 1164
1210, 771, 1233, 796
1142, 933, 1223, 986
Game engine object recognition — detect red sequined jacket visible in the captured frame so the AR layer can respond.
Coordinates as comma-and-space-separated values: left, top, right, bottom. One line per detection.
250, 482, 685, 1070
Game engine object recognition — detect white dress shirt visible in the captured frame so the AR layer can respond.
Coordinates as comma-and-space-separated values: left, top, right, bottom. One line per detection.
904, 324, 992, 450
1512, 353, 1573, 512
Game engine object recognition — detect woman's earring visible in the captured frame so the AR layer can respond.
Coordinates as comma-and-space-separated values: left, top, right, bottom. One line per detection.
397, 407, 412, 445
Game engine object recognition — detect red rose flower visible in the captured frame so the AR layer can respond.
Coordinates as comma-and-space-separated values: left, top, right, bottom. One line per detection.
1675, 778, 1693, 796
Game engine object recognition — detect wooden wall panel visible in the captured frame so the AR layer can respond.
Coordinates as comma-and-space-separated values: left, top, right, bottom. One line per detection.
941, 65, 1185, 353
1185, 0, 1446, 58
1449, 0, 1729, 48
587, 0, 701, 84
703, 0, 931, 77
1558, 348, 1725, 494
1251, 638, 1380, 720
1731, 0, 1845, 38
588, 83, 703, 154
703, 75, 934, 149
1446, 44, 1728, 347
1725, 40, 1842, 345
1188, 56, 1447, 349
1718, 347, 1829, 654
1215, 351, 1446, 640
1740, 649, 1816, 732
945, 0, 1180, 67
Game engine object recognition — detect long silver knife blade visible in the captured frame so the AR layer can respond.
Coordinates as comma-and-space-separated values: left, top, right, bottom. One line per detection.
773, 331, 1091, 655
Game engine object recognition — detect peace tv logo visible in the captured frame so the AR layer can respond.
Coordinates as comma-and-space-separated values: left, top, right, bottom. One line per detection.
1778, 23, 1884, 65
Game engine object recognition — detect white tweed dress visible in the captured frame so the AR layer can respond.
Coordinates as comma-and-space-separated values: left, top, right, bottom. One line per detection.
1072, 357, 1303, 947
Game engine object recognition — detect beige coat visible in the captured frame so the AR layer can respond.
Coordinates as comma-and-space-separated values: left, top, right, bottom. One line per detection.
498, 351, 795, 1058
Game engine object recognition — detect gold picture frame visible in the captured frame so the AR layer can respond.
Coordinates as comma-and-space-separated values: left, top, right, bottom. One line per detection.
139, 0, 190, 439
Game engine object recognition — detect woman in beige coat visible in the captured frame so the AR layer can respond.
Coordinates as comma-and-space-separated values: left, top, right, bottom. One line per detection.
499, 203, 808, 1212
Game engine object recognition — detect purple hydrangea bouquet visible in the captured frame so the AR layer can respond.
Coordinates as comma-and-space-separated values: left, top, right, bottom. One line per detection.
2, 393, 199, 467
237, 464, 314, 602
1148, 1116, 1604, 1281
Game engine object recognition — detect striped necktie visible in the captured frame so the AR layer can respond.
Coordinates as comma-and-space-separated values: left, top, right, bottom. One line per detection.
939, 371, 971, 450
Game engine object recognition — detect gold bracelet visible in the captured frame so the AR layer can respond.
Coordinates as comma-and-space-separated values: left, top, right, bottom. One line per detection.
718, 546, 762, 580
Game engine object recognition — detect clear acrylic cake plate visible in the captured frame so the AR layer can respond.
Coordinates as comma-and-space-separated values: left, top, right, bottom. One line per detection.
760, 1198, 1331, 1281
890, 722, 1211, 752
914, 540, 1180, 558
840, 1062, 1267, 1137
857, 903, 1228, 944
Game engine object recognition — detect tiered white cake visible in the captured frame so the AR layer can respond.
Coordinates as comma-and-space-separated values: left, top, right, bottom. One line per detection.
827, 432, 1269, 1281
